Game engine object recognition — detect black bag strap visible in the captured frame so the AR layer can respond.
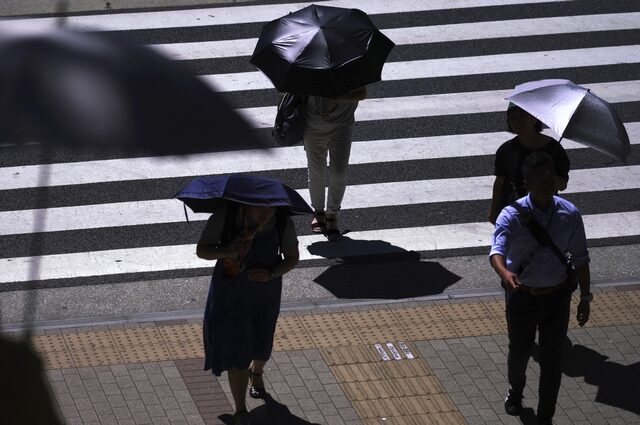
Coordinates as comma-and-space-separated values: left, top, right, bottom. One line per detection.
510, 202, 575, 272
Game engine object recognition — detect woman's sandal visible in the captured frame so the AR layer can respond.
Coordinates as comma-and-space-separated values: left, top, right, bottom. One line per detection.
249, 370, 267, 399
310, 212, 327, 234
325, 216, 341, 242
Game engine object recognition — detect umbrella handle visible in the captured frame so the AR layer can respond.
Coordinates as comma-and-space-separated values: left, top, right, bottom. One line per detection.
183, 203, 189, 223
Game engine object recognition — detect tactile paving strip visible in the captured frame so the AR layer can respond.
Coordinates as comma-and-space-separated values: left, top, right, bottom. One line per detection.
300, 312, 353, 331
392, 306, 445, 324
31, 334, 67, 352
71, 347, 123, 367
118, 343, 172, 363
166, 340, 204, 360
437, 302, 492, 320
346, 308, 400, 329
449, 317, 505, 337
357, 325, 408, 344
64, 330, 116, 351
321, 345, 382, 366
158, 323, 201, 343
308, 328, 363, 348
589, 292, 640, 325
273, 315, 315, 351
404, 321, 456, 340
41, 350, 75, 369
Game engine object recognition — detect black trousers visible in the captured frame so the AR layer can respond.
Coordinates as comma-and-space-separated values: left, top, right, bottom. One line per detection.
505, 286, 572, 420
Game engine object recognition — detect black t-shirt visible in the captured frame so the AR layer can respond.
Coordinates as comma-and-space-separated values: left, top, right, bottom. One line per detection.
494, 135, 570, 196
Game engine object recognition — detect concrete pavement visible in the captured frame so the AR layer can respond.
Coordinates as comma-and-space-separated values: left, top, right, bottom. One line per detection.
3, 281, 639, 425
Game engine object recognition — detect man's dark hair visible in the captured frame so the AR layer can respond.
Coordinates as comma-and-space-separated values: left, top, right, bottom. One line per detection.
522, 152, 554, 180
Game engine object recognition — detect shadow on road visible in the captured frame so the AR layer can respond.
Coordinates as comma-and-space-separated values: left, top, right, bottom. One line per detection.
308, 237, 461, 299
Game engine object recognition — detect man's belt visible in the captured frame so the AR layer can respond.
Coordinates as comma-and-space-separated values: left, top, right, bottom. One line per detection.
517, 280, 569, 296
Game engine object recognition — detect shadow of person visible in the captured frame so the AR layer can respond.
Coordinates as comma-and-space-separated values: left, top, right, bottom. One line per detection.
219, 394, 319, 425
308, 237, 461, 299
531, 337, 640, 415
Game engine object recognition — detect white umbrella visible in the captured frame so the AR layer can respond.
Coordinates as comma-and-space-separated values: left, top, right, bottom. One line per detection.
507, 79, 631, 162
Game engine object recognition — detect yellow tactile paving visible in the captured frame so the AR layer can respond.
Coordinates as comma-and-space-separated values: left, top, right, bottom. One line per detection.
588, 292, 640, 326
404, 321, 457, 340
158, 323, 201, 343
31, 334, 68, 352
308, 328, 363, 348
273, 315, 315, 351
71, 347, 124, 367
64, 330, 116, 351
300, 312, 354, 331
165, 340, 204, 360
450, 317, 505, 337
321, 345, 383, 365
40, 350, 75, 369
342, 376, 444, 401
346, 308, 400, 328
392, 305, 446, 324
357, 325, 408, 344
437, 301, 492, 320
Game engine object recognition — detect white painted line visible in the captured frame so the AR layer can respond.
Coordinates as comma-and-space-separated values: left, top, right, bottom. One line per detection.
204, 46, 640, 92
239, 80, 640, 128
151, 13, 640, 60
386, 343, 402, 360
374, 343, 391, 361
0, 0, 564, 32
3, 165, 639, 235
2, 210, 639, 283
2, 122, 639, 191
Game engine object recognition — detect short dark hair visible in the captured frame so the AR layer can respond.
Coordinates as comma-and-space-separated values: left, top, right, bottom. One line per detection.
522, 152, 554, 180
506, 107, 543, 133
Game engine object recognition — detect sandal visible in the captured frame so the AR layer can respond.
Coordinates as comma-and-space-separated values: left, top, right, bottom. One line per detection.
249, 370, 267, 399
310, 212, 327, 234
325, 216, 341, 242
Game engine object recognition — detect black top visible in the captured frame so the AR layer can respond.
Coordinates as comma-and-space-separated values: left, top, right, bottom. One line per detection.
494, 135, 570, 197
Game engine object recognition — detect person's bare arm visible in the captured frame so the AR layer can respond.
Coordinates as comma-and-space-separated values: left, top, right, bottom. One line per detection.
490, 254, 520, 291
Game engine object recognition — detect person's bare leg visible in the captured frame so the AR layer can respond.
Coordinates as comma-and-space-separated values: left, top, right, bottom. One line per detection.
250, 360, 267, 387
228, 367, 249, 413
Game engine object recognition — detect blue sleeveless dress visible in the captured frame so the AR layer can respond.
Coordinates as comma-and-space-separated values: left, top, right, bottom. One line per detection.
202, 222, 283, 376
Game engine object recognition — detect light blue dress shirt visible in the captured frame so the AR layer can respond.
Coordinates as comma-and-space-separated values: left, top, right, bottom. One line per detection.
490, 194, 589, 288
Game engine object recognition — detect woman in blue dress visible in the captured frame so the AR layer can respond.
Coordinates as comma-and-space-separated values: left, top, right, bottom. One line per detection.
196, 202, 299, 425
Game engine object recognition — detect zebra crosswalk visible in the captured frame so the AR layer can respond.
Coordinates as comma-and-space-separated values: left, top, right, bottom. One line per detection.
0, 0, 639, 289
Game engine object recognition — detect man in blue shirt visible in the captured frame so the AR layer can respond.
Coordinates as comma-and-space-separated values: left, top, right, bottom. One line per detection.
490, 152, 592, 425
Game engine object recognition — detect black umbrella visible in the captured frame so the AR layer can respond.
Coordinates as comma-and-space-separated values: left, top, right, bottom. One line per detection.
0, 26, 269, 154
250, 4, 394, 97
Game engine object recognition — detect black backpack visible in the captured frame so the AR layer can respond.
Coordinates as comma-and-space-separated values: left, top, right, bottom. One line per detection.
272, 93, 308, 147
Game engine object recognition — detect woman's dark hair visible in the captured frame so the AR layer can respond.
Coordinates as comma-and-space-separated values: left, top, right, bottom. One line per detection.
507, 107, 543, 133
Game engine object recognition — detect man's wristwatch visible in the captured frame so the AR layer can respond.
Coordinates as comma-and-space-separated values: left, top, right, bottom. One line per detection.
580, 293, 593, 302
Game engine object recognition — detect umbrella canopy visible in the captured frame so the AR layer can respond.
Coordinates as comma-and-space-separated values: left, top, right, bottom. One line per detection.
174, 175, 313, 216
507, 79, 631, 162
250, 4, 394, 97
0, 26, 268, 154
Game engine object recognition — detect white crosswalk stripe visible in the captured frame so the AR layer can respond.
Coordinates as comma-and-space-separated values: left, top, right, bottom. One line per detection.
0, 1, 638, 287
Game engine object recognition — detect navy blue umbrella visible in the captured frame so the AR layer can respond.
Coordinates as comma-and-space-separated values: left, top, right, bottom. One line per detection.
174, 175, 313, 216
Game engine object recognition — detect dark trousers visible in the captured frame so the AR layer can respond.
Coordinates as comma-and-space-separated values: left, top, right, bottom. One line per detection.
505, 286, 572, 420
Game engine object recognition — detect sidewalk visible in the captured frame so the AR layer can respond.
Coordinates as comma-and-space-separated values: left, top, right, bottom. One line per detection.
6, 283, 640, 425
